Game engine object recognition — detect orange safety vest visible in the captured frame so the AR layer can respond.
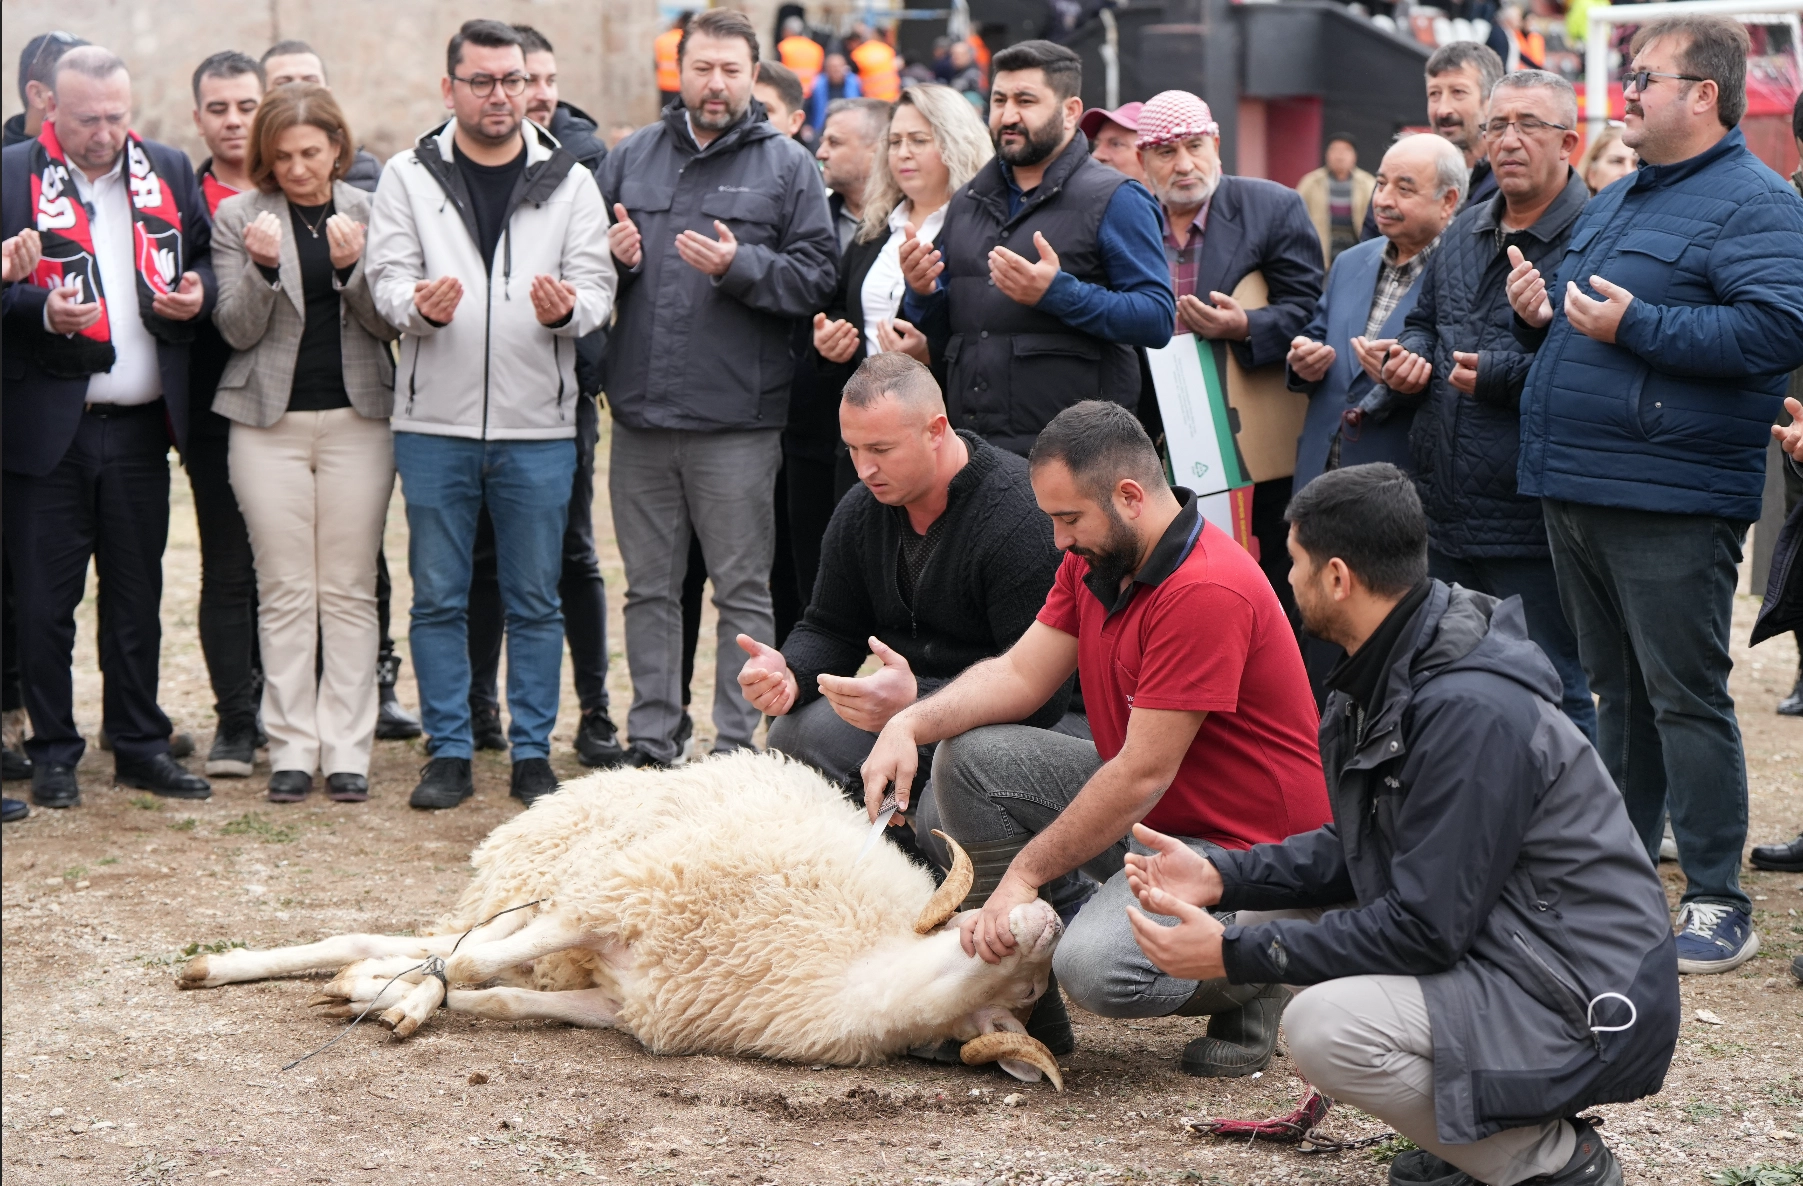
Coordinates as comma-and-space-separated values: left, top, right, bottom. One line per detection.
1512, 27, 1546, 69
850, 38, 900, 101
779, 35, 825, 98
655, 26, 683, 93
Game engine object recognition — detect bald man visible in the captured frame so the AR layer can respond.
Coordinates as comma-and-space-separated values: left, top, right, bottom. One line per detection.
739, 352, 1074, 814
1288, 133, 1468, 488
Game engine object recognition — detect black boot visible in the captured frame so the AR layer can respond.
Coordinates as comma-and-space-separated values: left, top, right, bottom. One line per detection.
470, 701, 508, 751
375, 653, 422, 740
1026, 971, 1075, 1056
1180, 982, 1288, 1077
1779, 662, 1803, 717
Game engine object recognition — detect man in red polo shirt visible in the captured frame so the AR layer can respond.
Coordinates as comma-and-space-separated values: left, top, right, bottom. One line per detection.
862, 400, 1329, 1077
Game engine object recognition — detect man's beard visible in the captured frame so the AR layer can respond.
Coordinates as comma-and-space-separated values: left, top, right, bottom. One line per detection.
1069, 504, 1143, 593
527, 102, 555, 126
461, 107, 521, 146
691, 90, 746, 131
995, 110, 1065, 168
1154, 164, 1219, 210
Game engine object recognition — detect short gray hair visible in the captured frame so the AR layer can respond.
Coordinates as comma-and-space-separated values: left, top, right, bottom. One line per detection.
1425, 41, 1504, 95
1428, 135, 1470, 206
826, 97, 892, 144
52, 45, 128, 91
1489, 68, 1579, 131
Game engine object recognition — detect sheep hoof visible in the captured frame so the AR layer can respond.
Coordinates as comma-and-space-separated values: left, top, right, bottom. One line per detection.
392, 1014, 422, 1039
177, 957, 218, 988
320, 1004, 355, 1019
379, 1005, 406, 1031
306, 993, 339, 1008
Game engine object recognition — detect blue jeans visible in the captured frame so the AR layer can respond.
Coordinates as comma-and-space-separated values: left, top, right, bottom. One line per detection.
1427, 550, 1597, 743
1542, 499, 1750, 912
393, 433, 576, 760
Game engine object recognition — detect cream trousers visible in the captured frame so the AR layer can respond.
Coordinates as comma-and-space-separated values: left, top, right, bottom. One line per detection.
230, 409, 394, 777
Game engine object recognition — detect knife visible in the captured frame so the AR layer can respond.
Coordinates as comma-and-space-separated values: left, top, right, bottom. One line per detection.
856, 793, 900, 863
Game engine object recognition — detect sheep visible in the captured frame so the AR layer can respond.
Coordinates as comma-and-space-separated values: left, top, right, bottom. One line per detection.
178, 750, 1065, 1087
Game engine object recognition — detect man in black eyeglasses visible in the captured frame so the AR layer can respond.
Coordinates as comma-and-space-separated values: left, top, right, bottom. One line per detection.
364, 19, 618, 811
1507, 15, 1803, 978
1379, 70, 1597, 752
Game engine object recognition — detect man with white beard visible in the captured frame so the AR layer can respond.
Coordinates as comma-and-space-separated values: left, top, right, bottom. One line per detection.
1133, 89, 1323, 613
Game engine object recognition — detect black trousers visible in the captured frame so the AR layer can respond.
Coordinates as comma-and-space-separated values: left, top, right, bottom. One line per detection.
185, 427, 262, 729
3, 403, 174, 767
2, 550, 20, 714
783, 444, 846, 619
469, 393, 610, 714
1251, 476, 1297, 624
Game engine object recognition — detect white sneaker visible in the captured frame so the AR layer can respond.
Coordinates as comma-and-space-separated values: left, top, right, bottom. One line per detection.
1659, 822, 1679, 862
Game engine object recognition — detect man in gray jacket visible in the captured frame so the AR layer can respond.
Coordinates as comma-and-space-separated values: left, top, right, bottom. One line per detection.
1124, 464, 1678, 1186
597, 8, 837, 766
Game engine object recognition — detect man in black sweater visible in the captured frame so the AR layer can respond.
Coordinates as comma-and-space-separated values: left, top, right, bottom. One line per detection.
739, 353, 1073, 794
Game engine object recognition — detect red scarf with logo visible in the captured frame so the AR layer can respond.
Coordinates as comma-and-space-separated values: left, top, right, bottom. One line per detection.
28, 122, 185, 377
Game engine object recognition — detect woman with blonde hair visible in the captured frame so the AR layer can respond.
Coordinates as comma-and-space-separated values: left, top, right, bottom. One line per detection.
813, 83, 993, 369
1579, 124, 1638, 194
211, 84, 398, 804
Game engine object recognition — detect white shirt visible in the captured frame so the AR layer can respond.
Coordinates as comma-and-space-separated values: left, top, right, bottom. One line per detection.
861, 201, 946, 357
66, 153, 163, 405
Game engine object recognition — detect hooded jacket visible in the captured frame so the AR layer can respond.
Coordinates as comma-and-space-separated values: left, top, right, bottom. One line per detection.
1397, 170, 1589, 558
596, 100, 839, 433
1214, 582, 1679, 1144
364, 120, 616, 440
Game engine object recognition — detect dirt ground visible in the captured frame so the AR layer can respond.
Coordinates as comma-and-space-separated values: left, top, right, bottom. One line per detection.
3, 423, 1800, 1186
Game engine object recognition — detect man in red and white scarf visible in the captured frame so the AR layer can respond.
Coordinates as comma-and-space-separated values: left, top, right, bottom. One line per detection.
0, 45, 215, 808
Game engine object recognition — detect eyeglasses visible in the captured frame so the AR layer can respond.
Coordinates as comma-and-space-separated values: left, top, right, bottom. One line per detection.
1620, 69, 1706, 95
450, 72, 529, 98
1480, 117, 1571, 138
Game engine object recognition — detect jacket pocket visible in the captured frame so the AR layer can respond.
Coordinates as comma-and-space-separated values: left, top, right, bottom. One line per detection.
700, 190, 783, 247
217, 352, 254, 391
1510, 929, 1590, 1035
616, 178, 675, 214
1009, 333, 1102, 440
1608, 229, 1689, 305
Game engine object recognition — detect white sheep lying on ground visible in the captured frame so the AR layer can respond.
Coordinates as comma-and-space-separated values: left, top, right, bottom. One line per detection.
179, 750, 1065, 1086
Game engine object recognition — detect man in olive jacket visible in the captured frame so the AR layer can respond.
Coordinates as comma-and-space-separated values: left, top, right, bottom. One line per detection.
596, 9, 837, 767
1125, 465, 1677, 1186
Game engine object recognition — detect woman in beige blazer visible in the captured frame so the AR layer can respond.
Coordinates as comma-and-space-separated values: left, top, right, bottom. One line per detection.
211, 85, 398, 804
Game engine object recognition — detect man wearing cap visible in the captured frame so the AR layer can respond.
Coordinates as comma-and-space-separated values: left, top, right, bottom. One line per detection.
898, 39, 1174, 458
1134, 89, 1323, 612
1082, 101, 1146, 184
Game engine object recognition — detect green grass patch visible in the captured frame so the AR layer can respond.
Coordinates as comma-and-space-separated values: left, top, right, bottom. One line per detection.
61, 865, 86, 881
1710, 1162, 1803, 1186
167, 817, 197, 832
97, 856, 119, 865
137, 937, 246, 968
1369, 1134, 1419, 1164
219, 812, 300, 843
127, 794, 163, 811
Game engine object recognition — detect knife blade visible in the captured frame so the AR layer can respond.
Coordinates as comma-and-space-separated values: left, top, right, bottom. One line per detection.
856, 794, 900, 863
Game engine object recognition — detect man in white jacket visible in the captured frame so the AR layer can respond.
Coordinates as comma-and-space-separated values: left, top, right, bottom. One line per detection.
365, 19, 615, 810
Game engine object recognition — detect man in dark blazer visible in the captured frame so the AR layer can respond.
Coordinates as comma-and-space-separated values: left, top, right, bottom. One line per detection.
1134, 90, 1323, 611
1, 47, 215, 807
1288, 134, 1466, 490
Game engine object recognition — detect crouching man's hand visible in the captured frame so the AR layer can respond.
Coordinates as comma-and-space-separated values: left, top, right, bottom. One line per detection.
818, 637, 917, 733
1123, 823, 1223, 908
735, 635, 797, 716
961, 872, 1039, 964
1126, 884, 1227, 981
861, 712, 922, 818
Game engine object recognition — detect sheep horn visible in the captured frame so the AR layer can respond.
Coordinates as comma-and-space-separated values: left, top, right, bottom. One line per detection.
914, 830, 974, 934
959, 1032, 1065, 1092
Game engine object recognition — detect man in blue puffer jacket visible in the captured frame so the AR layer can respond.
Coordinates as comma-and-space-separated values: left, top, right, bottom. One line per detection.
1507, 14, 1803, 976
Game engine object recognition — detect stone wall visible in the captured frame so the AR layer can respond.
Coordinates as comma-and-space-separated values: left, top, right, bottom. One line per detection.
0, 0, 670, 166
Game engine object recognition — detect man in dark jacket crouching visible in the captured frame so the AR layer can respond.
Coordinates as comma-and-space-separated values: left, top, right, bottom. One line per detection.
1124, 463, 1678, 1186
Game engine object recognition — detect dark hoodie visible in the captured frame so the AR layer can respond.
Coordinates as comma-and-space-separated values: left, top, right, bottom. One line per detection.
546, 101, 609, 396
1213, 582, 1679, 1144
595, 98, 838, 432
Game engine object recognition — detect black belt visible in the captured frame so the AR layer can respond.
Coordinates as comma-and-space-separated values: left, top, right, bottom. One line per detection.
83, 398, 164, 418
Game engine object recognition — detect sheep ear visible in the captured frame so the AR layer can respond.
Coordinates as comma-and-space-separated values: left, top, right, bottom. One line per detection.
959, 1031, 1064, 1091
913, 830, 974, 934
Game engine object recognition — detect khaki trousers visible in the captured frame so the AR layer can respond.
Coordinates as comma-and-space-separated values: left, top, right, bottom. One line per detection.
230, 410, 394, 776
1284, 974, 1574, 1186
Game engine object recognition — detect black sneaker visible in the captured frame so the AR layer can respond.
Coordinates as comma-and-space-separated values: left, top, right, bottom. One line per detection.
409, 756, 473, 810
1751, 833, 1803, 873
29, 761, 78, 808
1519, 1120, 1622, 1186
1389, 1148, 1478, 1185
510, 757, 559, 805
621, 744, 669, 770
374, 653, 422, 740
116, 753, 211, 800
205, 719, 258, 778
672, 711, 695, 763
326, 773, 369, 803
574, 709, 626, 768
1, 796, 27, 822
471, 702, 508, 751
2, 746, 31, 781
